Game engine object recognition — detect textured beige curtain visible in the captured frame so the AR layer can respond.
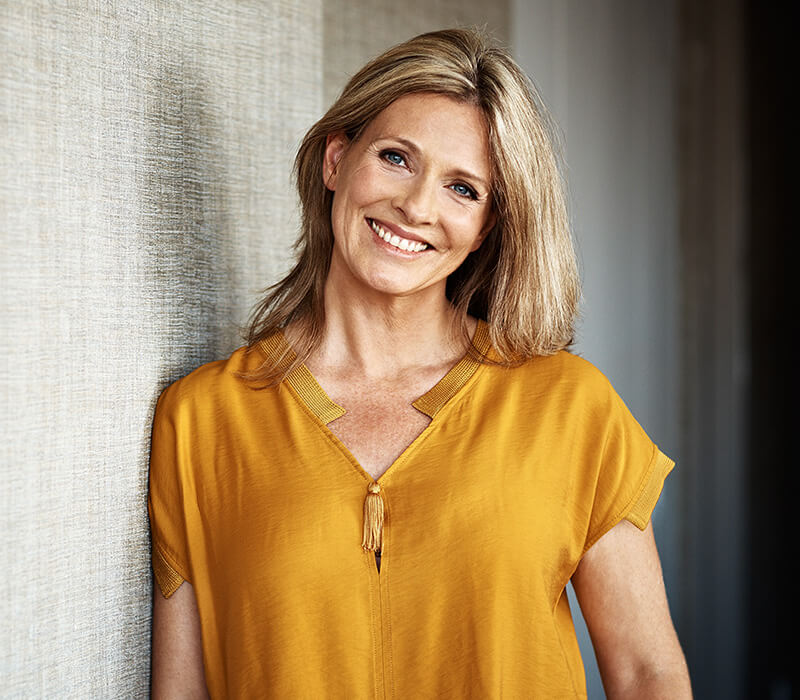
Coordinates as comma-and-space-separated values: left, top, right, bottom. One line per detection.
1, 1, 506, 695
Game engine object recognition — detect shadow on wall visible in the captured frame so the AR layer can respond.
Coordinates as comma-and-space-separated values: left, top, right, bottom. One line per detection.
136, 53, 247, 615
141, 54, 241, 392
135, 52, 249, 670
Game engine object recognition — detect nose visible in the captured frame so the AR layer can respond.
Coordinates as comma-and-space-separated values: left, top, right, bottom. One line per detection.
392, 174, 437, 226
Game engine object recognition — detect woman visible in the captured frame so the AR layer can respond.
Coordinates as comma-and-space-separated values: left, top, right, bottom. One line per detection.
150, 28, 691, 698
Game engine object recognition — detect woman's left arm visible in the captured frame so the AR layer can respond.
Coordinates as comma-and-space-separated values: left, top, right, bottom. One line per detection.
571, 520, 692, 699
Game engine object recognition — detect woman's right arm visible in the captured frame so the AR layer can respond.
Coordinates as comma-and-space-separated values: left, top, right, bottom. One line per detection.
151, 581, 209, 699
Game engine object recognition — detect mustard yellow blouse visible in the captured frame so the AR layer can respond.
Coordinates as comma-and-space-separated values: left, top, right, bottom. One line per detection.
148, 321, 674, 698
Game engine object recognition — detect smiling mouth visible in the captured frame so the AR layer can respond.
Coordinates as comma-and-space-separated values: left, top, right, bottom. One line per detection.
367, 218, 430, 253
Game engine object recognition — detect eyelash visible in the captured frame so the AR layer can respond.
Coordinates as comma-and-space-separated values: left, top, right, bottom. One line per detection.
379, 149, 479, 201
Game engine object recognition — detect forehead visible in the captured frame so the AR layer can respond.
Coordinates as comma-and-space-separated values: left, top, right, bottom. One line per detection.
361, 93, 491, 177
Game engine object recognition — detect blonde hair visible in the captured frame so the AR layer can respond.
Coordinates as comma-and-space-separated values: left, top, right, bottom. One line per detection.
246, 28, 579, 380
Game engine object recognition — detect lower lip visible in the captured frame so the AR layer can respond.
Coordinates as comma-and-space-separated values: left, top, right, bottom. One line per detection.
367, 219, 430, 257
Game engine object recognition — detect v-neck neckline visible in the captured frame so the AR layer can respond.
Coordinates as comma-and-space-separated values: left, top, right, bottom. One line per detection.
257, 319, 491, 425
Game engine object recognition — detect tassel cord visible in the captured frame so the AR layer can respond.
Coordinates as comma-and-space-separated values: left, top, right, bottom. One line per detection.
361, 482, 384, 552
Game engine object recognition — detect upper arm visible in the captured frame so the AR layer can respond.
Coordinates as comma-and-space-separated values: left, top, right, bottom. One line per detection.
571, 519, 691, 699
149, 384, 207, 697
151, 581, 209, 699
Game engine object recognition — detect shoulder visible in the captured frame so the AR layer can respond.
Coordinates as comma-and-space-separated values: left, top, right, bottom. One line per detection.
529, 349, 613, 385
491, 350, 618, 402
472, 350, 635, 435
155, 345, 265, 419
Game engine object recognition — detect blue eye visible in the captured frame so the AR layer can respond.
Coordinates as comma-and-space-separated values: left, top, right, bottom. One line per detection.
451, 183, 477, 199
382, 150, 406, 166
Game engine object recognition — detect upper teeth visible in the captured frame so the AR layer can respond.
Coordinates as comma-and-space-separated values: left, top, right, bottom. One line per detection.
369, 219, 429, 252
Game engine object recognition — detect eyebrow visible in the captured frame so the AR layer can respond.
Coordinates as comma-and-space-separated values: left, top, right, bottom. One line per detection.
377, 136, 491, 192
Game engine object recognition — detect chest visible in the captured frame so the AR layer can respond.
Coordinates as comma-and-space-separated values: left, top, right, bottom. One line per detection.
325, 390, 432, 480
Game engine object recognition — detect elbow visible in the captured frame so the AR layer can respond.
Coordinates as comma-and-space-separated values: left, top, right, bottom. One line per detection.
604, 659, 692, 700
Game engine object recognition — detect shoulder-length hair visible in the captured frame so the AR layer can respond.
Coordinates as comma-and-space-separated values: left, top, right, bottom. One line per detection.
245, 28, 579, 383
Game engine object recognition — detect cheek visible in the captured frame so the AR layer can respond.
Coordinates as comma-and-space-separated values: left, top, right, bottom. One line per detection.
341, 162, 391, 208
445, 209, 490, 250
329, 197, 354, 251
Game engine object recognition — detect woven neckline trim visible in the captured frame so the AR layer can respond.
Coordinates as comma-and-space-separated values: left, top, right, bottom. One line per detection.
258, 319, 491, 423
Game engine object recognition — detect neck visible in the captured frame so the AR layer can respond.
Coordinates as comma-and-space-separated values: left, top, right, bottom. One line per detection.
306, 277, 474, 380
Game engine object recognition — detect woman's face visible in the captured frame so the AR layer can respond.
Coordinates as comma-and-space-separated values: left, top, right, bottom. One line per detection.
322, 92, 495, 303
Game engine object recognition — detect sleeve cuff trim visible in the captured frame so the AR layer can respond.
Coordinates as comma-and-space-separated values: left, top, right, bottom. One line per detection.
152, 544, 186, 599
625, 449, 675, 530
583, 448, 675, 555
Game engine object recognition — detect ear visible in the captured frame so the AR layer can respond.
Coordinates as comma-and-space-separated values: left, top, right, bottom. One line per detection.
469, 209, 497, 252
322, 132, 349, 191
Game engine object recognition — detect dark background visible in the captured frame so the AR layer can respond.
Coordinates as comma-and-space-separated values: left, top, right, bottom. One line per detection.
746, 2, 793, 698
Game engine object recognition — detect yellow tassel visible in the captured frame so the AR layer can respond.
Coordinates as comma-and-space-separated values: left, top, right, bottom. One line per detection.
361, 482, 384, 552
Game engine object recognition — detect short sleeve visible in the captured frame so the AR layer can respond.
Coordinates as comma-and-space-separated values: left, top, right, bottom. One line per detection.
582, 377, 675, 553
624, 450, 674, 530
147, 382, 191, 598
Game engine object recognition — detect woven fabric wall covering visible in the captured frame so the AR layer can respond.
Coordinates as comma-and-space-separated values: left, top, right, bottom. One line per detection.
0, 1, 321, 695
